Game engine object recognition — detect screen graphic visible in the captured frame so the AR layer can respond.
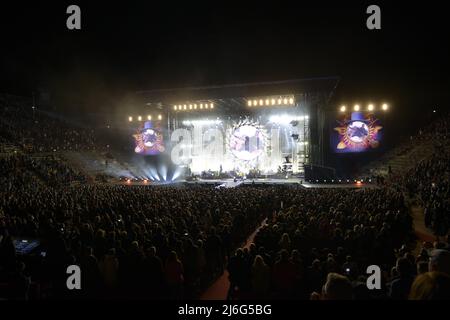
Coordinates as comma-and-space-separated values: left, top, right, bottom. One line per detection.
133, 121, 165, 155
332, 111, 383, 153
228, 121, 266, 161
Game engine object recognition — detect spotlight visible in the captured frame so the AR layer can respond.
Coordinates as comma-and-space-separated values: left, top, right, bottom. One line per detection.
205, 104, 209, 109
159, 165, 167, 181
354, 105, 360, 111
194, 104, 197, 109
368, 104, 374, 111
278, 98, 282, 104
210, 103, 214, 109
174, 105, 177, 111
126, 179, 131, 184
158, 114, 162, 120
382, 103, 388, 111
150, 168, 160, 181
128, 116, 133, 122
248, 100, 252, 107
183, 105, 187, 110
289, 98, 294, 105
253, 100, 258, 106
259, 99, 264, 106
283, 98, 288, 104
189, 104, 193, 110
172, 167, 183, 181
340, 106, 346, 112
143, 179, 148, 184
271, 99, 275, 105
147, 115, 152, 120
200, 104, 203, 109
265, 99, 270, 106
138, 116, 142, 121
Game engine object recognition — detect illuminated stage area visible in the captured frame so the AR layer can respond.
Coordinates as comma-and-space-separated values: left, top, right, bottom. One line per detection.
171, 112, 309, 176
122, 78, 341, 181
112, 78, 392, 184
116, 176, 377, 190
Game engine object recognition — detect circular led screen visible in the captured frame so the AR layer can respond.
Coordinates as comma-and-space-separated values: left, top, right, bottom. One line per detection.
229, 124, 265, 161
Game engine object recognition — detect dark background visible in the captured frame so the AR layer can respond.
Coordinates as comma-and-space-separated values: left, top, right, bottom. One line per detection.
0, 1, 449, 130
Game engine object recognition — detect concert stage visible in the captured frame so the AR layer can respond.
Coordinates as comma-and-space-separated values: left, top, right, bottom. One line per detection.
109, 78, 388, 185
117, 178, 377, 189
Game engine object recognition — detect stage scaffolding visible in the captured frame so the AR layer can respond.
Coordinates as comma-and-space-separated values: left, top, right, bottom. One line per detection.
133, 77, 339, 176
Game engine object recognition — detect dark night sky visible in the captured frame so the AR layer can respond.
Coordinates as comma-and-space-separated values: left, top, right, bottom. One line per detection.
0, 1, 449, 117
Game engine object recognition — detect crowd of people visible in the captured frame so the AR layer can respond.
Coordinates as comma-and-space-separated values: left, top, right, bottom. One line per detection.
1, 174, 448, 300
403, 149, 450, 241
0, 159, 278, 299
0, 94, 449, 300
226, 188, 428, 300
0, 94, 99, 153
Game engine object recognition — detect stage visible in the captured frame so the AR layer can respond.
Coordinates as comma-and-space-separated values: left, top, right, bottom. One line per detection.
115, 178, 377, 189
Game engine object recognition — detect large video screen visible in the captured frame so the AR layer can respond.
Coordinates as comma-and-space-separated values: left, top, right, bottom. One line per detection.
331, 111, 383, 153
172, 116, 308, 175
133, 121, 165, 155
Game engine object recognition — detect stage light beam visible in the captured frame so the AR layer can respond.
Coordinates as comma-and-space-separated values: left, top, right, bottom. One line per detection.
172, 167, 183, 181
128, 116, 133, 122
368, 104, 374, 111
150, 167, 160, 181
160, 165, 167, 181
382, 103, 389, 111
354, 104, 360, 111
340, 106, 346, 112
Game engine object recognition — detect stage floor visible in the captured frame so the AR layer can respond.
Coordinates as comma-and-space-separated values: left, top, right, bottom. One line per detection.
116, 178, 377, 189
